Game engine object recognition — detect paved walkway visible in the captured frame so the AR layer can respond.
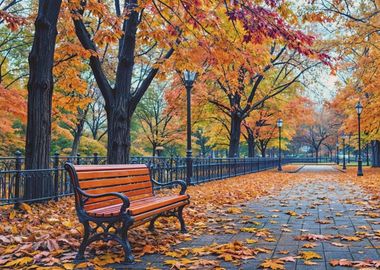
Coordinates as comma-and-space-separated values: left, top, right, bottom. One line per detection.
299, 165, 340, 173
117, 166, 380, 269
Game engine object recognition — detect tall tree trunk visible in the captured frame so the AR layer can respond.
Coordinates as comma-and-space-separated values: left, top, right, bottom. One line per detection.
371, 140, 380, 167
70, 117, 86, 157
246, 129, 255, 157
228, 114, 242, 157
72, 0, 175, 164
24, 0, 62, 200
315, 148, 319, 163
106, 105, 132, 164
261, 148, 266, 158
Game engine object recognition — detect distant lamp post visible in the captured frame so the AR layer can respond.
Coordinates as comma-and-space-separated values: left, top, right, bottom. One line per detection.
182, 70, 197, 185
156, 146, 164, 157
342, 134, 348, 170
277, 118, 283, 171
336, 143, 339, 165
355, 101, 364, 176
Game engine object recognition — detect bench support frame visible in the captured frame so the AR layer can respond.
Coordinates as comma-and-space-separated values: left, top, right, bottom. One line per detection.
64, 163, 189, 264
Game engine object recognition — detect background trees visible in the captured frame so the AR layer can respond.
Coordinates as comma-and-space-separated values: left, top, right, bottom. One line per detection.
7, 0, 380, 166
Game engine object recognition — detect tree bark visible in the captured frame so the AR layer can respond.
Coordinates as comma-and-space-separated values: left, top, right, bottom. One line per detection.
371, 140, 380, 167
72, 1, 175, 163
261, 148, 266, 158
70, 117, 86, 157
228, 114, 242, 157
106, 105, 132, 164
24, 0, 62, 200
247, 131, 255, 157
315, 148, 319, 163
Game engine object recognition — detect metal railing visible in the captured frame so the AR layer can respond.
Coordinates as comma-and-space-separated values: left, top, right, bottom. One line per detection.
0, 153, 334, 206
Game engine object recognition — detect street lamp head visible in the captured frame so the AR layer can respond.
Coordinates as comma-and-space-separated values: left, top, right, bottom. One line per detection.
336, 143, 339, 147
277, 118, 283, 128
355, 101, 363, 115
183, 70, 197, 87
341, 133, 348, 140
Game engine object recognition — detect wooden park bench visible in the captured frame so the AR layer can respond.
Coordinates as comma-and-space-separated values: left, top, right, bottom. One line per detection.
64, 163, 190, 263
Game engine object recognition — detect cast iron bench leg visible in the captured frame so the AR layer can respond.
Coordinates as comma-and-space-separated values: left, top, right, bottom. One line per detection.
178, 205, 187, 233
74, 221, 90, 263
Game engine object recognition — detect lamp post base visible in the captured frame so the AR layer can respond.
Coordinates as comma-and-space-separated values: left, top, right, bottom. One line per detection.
186, 150, 193, 185
278, 165, 282, 171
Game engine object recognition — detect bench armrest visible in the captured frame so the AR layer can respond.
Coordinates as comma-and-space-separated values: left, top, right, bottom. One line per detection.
76, 188, 131, 213
151, 179, 187, 195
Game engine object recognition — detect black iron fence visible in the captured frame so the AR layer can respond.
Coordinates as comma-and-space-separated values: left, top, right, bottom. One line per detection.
0, 154, 334, 206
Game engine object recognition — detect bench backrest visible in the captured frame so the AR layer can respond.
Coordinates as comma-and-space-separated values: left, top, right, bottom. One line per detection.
65, 163, 153, 211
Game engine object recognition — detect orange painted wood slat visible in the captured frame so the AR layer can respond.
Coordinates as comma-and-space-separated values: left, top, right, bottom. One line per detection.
79, 175, 151, 189
74, 164, 148, 172
86, 199, 189, 218
128, 195, 189, 215
133, 201, 189, 221
77, 168, 150, 180
84, 181, 152, 196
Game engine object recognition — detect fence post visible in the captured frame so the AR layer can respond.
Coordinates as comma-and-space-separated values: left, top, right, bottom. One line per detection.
93, 153, 99, 165
53, 152, 59, 201
14, 151, 22, 208
77, 154, 81, 165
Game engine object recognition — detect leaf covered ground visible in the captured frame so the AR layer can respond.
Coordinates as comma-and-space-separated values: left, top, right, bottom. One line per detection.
1, 165, 380, 269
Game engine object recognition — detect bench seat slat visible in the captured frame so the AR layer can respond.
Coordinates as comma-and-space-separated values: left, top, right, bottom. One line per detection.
133, 201, 189, 221
86, 195, 189, 217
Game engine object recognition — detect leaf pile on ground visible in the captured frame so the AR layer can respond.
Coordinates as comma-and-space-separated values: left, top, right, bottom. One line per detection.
0, 170, 299, 269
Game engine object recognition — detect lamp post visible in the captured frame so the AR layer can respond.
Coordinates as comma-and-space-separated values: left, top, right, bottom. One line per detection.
336, 143, 339, 165
277, 119, 283, 171
182, 70, 197, 185
342, 134, 348, 170
355, 101, 363, 176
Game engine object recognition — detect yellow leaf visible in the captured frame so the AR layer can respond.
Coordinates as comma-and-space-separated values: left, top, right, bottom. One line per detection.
9, 210, 16, 219
226, 207, 242, 214
20, 203, 33, 214
240, 227, 257, 233
63, 263, 75, 270
5, 257, 33, 267
302, 243, 317, 248
286, 211, 297, 216
260, 259, 285, 270
246, 239, 258, 244
299, 251, 322, 260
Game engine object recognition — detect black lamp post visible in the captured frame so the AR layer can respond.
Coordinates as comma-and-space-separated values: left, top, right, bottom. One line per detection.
182, 70, 197, 185
342, 134, 347, 170
355, 101, 363, 176
277, 118, 283, 171
336, 143, 339, 165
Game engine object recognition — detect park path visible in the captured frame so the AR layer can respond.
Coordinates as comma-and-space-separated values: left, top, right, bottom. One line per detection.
118, 165, 380, 269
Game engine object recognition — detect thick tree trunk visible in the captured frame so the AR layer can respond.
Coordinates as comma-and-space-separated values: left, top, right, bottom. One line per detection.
228, 114, 242, 157
106, 104, 132, 164
24, 0, 62, 200
246, 131, 255, 157
261, 148, 266, 158
371, 140, 380, 167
